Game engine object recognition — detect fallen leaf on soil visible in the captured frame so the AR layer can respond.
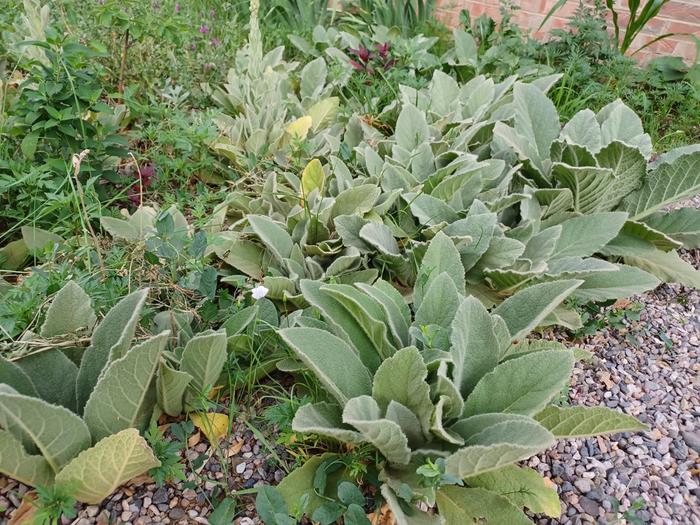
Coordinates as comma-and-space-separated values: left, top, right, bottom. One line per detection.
8, 493, 36, 525
367, 504, 396, 525
227, 439, 244, 457
612, 298, 631, 309
191, 412, 229, 445
188, 431, 201, 448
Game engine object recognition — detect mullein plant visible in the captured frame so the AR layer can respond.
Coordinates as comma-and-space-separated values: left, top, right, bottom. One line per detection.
274, 232, 647, 523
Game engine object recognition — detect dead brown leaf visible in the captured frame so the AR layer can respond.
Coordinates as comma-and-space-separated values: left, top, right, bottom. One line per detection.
8, 492, 36, 525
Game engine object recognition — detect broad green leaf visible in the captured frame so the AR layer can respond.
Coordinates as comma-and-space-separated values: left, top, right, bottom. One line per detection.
247, 215, 293, 263
331, 184, 381, 219
414, 231, 465, 308
156, 362, 192, 417
343, 396, 411, 465
308, 97, 339, 132
15, 349, 78, 410
0, 429, 54, 487
513, 82, 560, 167
301, 158, 325, 202
279, 327, 372, 404
468, 465, 560, 517
534, 406, 648, 438
619, 150, 700, 220
450, 296, 499, 398
387, 401, 424, 448
436, 486, 532, 525
492, 280, 582, 341
381, 485, 443, 525
551, 163, 615, 214
444, 419, 554, 478
40, 280, 96, 337
443, 213, 497, 271
100, 217, 138, 241
595, 141, 647, 205
300, 280, 381, 372
597, 100, 652, 157
560, 108, 601, 151
0, 389, 91, 473
355, 280, 410, 347
372, 347, 433, 438
450, 413, 541, 440
20, 226, 63, 251
407, 193, 459, 226
320, 284, 396, 360
0, 239, 28, 270
415, 273, 461, 332
626, 249, 700, 288
551, 212, 628, 259
285, 115, 312, 140
76, 288, 149, 411
0, 356, 38, 396
463, 350, 574, 417
55, 428, 160, 504
573, 265, 659, 302
292, 402, 363, 442
359, 222, 400, 255
83, 333, 166, 442
396, 104, 429, 151
453, 29, 477, 66
644, 208, 700, 249
300, 57, 327, 99
180, 330, 227, 403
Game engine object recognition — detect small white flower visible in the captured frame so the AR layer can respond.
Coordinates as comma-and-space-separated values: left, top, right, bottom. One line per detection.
251, 285, 269, 300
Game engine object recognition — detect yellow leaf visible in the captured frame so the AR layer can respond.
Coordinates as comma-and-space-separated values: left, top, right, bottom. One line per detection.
300, 158, 325, 205
191, 412, 229, 445
285, 116, 312, 140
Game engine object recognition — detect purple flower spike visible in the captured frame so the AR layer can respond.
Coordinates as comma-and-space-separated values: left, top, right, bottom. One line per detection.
199, 24, 209, 34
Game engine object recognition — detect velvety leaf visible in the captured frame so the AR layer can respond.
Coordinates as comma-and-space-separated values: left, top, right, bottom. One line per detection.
279, 327, 372, 404
573, 265, 659, 302
415, 273, 461, 332
55, 428, 160, 504
0, 429, 54, 487
247, 215, 293, 263
156, 362, 192, 417
513, 82, 560, 168
180, 330, 227, 403
468, 465, 560, 517
76, 289, 149, 411
372, 347, 433, 438
343, 396, 411, 465
534, 406, 648, 438
644, 207, 700, 249
396, 104, 429, 151
83, 333, 166, 442
436, 486, 532, 524
355, 280, 410, 347
292, 402, 363, 442
463, 350, 574, 417
551, 212, 628, 259
331, 184, 381, 218
450, 296, 500, 398
0, 356, 38, 397
40, 280, 96, 337
308, 97, 339, 132
301, 158, 325, 203
15, 350, 78, 410
492, 280, 582, 341
0, 388, 91, 473
20, 226, 63, 251
414, 231, 465, 308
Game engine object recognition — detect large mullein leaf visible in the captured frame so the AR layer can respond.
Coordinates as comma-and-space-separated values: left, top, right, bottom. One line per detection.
468, 465, 561, 517
619, 149, 700, 220
247, 215, 294, 263
513, 82, 560, 161
463, 350, 574, 417
406, 193, 459, 226
372, 347, 433, 439
450, 297, 499, 398
436, 486, 533, 524
572, 265, 659, 302
643, 207, 700, 249
292, 402, 363, 443
55, 428, 160, 504
444, 419, 554, 478
343, 396, 411, 465
330, 184, 381, 218
156, 362, 192, 417
535, 405, 647, 438
0, 388, 91, 473
0, 429, 54, 487
320, 284, 397, 360
299, 280, 381, 372
414, 231, 465, 309
560, 108, 601, 152
180, 330, 227, 403
551, 163, 615, 214
381, 485, 443, 525
492, 280, 582, 341
279, 327, 372, 404
15, 350, 78, 410
40, 280, 96, 337
443, 213, 497, 271
355, 280, 411, 347
395, 104, 429, 152
597, 99, 652, 158
76, 289, 149, 412
0, 355, 38, 396
415, 273, 461, 332
550, 212, 628, 259
83, 333, 166, 442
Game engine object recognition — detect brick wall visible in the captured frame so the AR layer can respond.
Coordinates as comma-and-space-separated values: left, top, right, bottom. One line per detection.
436, 0, 700, 63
